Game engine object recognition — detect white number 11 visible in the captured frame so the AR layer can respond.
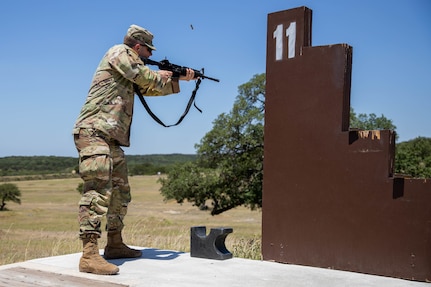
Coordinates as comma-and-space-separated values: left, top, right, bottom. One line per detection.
273, 22, 296, 60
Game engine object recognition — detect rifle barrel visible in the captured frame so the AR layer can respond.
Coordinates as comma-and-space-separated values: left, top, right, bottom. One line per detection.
201, 75, 220, 82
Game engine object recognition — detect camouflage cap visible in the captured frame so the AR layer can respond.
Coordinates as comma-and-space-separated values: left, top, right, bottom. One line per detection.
126, 24, 156, 50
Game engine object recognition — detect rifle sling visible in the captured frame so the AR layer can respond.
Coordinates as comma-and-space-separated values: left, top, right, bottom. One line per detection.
134, 78, 202, 128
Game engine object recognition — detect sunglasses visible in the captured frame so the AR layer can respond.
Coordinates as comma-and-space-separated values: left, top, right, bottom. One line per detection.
144, 45, 153, 53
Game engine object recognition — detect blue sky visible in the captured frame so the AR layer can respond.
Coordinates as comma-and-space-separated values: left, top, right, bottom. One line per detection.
0, 0, 430, 157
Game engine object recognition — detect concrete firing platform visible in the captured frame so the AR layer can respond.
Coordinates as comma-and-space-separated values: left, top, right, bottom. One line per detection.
0, 247, 429, 287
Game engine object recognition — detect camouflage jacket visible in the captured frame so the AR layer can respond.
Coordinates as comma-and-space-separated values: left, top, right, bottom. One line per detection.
73, 44, 180, 147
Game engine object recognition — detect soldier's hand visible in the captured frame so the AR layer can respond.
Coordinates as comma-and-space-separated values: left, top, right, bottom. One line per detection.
179, 68, 195, 81
158, 70, 173, 83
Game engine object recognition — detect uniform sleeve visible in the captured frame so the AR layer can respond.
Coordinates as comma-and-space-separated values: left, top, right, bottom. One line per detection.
107, 45, 180, 96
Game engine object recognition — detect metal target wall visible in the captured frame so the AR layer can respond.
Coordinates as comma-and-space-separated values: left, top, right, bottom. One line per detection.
262, 6, 431, 282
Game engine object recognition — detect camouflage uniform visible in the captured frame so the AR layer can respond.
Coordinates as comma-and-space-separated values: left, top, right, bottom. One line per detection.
73, 28, 179, 239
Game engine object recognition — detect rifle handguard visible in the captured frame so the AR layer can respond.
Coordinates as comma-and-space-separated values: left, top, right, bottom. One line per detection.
143, 58, 219, 82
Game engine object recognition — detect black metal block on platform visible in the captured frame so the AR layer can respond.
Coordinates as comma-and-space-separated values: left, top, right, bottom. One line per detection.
190, 226, 233, 260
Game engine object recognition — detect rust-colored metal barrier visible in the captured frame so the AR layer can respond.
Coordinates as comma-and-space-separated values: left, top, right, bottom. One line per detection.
262, 6, 431, 282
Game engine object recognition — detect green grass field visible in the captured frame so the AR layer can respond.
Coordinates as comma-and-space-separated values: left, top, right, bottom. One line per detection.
0, 175, 262, 265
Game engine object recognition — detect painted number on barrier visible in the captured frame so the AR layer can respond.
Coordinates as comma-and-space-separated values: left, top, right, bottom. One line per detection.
273, 22, 296, 60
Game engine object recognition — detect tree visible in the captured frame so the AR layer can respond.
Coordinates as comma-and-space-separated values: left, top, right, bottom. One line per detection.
159, 73, 421, 215
0, 183, 22, 211
350, 108, 396, 132
159, 74, 265, 215
395, 137, 431, 178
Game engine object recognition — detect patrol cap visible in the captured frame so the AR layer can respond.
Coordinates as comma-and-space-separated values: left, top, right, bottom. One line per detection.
127, 24, 156, 50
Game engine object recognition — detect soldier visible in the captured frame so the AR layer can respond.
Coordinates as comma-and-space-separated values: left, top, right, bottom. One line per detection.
72, 24, 195, 275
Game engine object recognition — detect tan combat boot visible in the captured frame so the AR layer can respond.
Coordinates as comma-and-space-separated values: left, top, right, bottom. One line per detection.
104, 230, 142, 259
79, 234, 119, 275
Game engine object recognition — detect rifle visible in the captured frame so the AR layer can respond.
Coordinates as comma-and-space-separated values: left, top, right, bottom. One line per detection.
135, 57, 219, 127
142, 58, 220, 82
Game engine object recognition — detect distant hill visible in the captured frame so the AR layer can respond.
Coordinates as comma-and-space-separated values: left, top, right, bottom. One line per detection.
125, 154, 197, 166
0, 154, 196, 177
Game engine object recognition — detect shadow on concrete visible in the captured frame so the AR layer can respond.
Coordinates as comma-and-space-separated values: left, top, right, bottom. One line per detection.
109, 248, 185, 266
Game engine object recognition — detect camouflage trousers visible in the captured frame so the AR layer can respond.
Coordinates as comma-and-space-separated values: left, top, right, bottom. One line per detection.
74, 128, 131, 239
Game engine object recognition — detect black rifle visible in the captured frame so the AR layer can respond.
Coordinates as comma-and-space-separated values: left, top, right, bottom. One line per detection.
134, 58, 218, 127
143, 58, 220, 82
